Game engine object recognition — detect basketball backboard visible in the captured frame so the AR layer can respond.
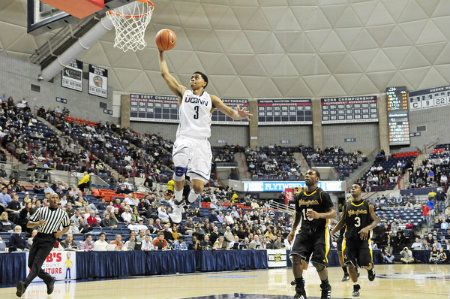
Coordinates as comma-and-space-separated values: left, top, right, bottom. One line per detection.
27, 0, 132, 34
27, 0, 71, 34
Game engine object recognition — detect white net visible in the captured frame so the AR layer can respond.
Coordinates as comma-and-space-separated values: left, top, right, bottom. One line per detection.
107, 0, 155, 52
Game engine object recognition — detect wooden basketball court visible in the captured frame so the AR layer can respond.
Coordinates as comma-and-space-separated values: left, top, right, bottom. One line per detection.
1, 264, 449, 299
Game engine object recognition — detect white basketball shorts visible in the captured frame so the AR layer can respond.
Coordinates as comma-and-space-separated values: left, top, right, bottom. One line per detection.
172, 135, 212, 182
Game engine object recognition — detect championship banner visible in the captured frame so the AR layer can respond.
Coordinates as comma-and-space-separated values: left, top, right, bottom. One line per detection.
257, 98, 312, 125
212, 99, 249, 125
409, 85, 450, 111
61, 60, 83, 92
88, 64, 108, 98
321, 96, 378, 124
26, 251, 76, 281
267, 249, 287, 268
130, 94, 179, 123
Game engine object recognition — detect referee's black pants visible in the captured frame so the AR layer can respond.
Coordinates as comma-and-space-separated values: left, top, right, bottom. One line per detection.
24, 233, 55, 286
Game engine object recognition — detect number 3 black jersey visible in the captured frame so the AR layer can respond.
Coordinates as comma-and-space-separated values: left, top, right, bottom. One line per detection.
343, 199, 371, 240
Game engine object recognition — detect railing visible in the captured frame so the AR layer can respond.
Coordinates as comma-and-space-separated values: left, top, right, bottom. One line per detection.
268, 200, 295, 216
30, 16, 99, 66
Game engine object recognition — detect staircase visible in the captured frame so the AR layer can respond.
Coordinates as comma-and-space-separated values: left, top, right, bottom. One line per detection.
234, 152, 251, 180
293, 152, 309, 173
36, 116, 63, 137
395, 151, 426, 190
346, 150, 378, 186
0, 146, 24, 167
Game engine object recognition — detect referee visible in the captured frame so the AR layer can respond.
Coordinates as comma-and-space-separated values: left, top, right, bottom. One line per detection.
16, 193, 70, 297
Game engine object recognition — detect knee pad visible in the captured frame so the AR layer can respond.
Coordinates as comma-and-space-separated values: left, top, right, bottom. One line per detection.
173, 166, 187, 181
312, 261, 326, 272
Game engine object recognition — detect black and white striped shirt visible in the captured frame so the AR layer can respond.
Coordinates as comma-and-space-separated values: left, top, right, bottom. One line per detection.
29, 207, 70, 234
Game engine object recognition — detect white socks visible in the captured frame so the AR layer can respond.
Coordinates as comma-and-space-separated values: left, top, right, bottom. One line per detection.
187, 189, 199, 203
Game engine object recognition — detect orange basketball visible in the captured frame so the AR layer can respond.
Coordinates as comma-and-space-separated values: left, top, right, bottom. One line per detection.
155, 29, 176, 51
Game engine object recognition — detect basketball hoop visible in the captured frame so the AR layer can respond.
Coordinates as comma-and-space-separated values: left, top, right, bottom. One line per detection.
107, 0, 155, 52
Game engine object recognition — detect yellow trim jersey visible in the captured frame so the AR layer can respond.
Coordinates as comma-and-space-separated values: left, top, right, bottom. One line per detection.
294, 187, 333, 231
343, 199, 371, 240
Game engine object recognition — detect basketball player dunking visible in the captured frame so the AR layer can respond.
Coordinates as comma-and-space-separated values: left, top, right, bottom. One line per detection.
158, 50, 252, 221
331, 183, 379, 297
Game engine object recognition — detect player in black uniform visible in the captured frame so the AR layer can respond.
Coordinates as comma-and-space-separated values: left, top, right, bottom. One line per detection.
288, 169, 336, 299
331, 183, 380, 297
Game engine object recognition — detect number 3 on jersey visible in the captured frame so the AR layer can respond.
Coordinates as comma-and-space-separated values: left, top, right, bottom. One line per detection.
354, 216, 361, 227
193, 106, 199, 119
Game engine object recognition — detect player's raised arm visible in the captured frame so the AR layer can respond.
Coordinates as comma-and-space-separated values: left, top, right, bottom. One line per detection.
211, 95, 253, 120
159, 50, 186, 102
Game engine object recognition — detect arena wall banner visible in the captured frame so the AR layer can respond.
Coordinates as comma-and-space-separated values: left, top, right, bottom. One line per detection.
26, 251, 76, 281
321, 96, 378, 124
240, 180, 345, 192
61, 59, 83, 92
267, 249, 288, 268
88, 64, 108, 98
409, 85, 450, 111
130, 94, 249, 125
130, 94, 179, 123
212, 99, 249, 125
257, 98, 312, 125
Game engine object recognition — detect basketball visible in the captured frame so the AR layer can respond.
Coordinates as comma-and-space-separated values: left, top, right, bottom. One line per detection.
155, 29, 176, 51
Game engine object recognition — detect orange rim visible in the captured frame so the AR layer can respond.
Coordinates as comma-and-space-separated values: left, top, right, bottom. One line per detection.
107, 0, 155, 19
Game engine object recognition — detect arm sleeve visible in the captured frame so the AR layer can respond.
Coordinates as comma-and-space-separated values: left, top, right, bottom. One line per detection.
29, 208, 41, 222
321, 192, 334, 211
62, 213, 70, 228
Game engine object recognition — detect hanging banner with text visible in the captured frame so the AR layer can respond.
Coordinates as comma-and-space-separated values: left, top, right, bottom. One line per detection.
26, 251, 77, 281
61, 60, 83, 92
257, 99, 312, 125
130, 94, 249, 125
321, 96, 378, 124
88, 64, 108, 98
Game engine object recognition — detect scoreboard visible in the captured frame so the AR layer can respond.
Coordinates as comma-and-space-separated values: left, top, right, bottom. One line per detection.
130, 94, 249, 125
386, 87, 410, 146
257, 99, 312, 125
409, 85, 450, 111
321, 96, 378, 124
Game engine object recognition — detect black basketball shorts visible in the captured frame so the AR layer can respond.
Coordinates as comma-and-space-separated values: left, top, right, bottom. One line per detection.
290, 227, 331, 266
342, 237, 373, 268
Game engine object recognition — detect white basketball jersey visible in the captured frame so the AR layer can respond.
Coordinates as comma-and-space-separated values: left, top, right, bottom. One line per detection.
176, 90, 212, 139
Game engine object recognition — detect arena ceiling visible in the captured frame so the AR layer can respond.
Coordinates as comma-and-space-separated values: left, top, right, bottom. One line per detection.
1, 0, 450, 98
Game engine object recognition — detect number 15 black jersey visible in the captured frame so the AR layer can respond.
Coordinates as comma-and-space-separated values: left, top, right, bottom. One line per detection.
294, 188, 333, 231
